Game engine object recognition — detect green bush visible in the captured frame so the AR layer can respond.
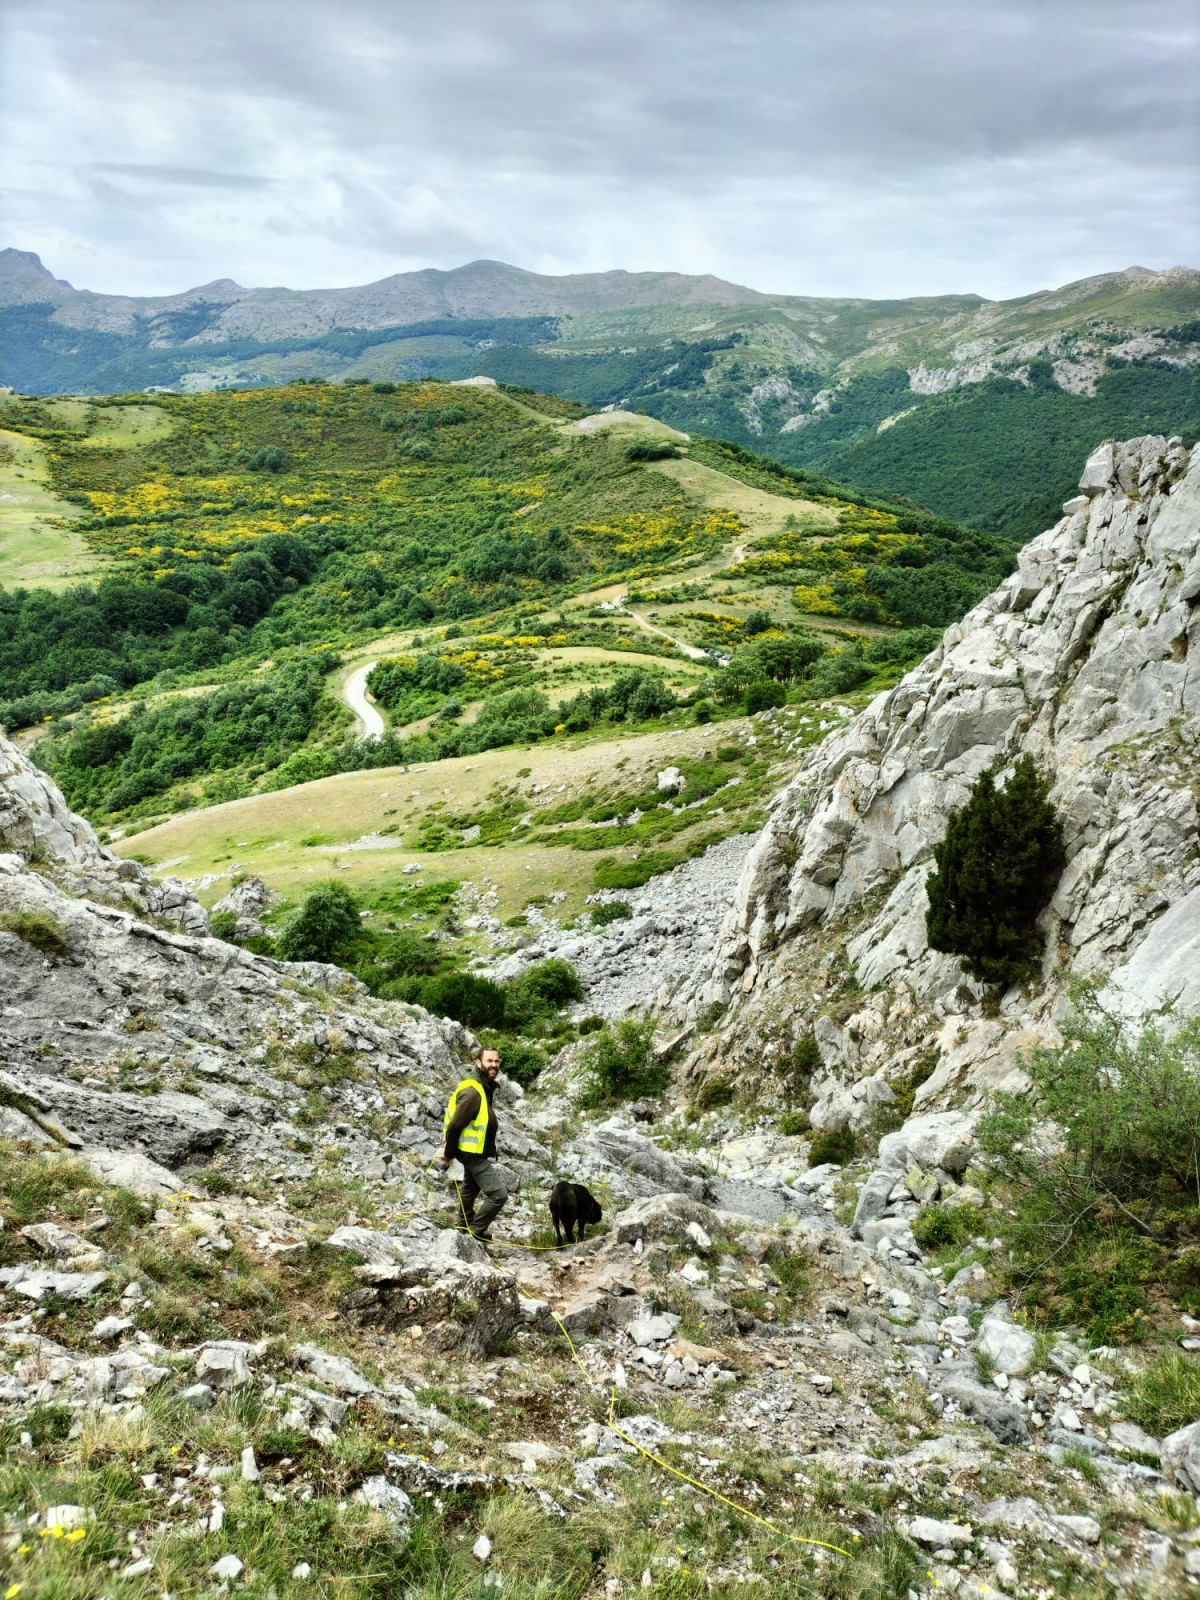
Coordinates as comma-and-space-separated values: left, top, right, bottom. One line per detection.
0, 910, 68, 958
593, 850, 675, 890
477, 1031, 546, 1089
579, 1016, 665, 1107
381, 928, 439, 977
504, 958, 583, 1026
276, 883, 361, 964
978, 996, 1200, 1338
744, 679, 787, 714
777, 1029, 820, 1105
624, 438, 679, 461
926, 755, 1065, 987
418, 971, 508, 1030
778, 1110, 811, 1137
591, 899, 632, 926
207, 909, 239, 941
807, 1125, 857, 1167
911, 1202, 983, 1251
743, 609, 772, 636
696, 1075, 736, 1111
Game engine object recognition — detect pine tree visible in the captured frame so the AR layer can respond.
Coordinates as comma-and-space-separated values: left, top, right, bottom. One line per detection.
925, 755, 1066, 988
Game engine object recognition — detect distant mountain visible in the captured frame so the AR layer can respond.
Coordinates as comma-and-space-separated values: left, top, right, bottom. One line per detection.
3, 249, 1197, 538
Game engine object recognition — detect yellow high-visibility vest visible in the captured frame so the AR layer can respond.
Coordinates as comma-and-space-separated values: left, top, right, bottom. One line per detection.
443, 1076, 490, 1155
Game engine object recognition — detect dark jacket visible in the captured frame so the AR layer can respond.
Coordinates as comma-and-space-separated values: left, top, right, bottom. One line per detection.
444, 1077, 497, 1159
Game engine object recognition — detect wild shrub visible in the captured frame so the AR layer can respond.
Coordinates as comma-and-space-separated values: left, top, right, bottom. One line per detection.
246, 446, 287, 472
978, 996, 1200, 1337
925, 754, 1065, 987
743, 608, 772, 635
417, 970, 508, 1030
911, 1202, 983, 1251
807, 1125, 857, 1167
478, 1031, 546, 1089
0, 910, 69, 958
276, 882, 361, 964
593, 850, 676, 890
696, 1075, 736, 1111
776, 1029, 820, 1106
207, 909, 239, 941
624, 438, 679, 461
590, 899, 632, 926
744, 679, 787, 714
778, 1110, 810, 1137
503, 958, 583, 1027
579, 1016, 665, 1106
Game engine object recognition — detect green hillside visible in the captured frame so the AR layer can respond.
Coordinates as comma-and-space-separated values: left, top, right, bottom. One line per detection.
4, 251, 1196, 541
0, 379, 1011, 832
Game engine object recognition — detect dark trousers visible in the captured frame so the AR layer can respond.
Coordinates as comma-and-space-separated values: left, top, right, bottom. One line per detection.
458, 1154, 508, 1233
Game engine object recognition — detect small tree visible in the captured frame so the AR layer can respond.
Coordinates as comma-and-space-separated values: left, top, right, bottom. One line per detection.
276, 882, 361, 964
925, 754, 1065, 987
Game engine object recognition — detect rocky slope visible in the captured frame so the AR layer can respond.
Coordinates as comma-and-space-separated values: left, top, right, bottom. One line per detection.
671, 432, 1200, 1117
3, 440, 1200, 1594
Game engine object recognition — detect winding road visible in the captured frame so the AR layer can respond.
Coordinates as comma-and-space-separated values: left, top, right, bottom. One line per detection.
341, 660, 386, 739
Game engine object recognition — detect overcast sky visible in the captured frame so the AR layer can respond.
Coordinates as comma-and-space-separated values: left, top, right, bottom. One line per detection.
2, 0, 1197, 302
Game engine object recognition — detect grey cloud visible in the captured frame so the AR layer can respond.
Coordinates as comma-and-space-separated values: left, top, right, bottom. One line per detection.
2, 0, 1196, 299
89, 164, 275, 190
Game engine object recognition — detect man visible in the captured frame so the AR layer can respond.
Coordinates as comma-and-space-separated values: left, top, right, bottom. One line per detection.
440, 1046, 508, 1239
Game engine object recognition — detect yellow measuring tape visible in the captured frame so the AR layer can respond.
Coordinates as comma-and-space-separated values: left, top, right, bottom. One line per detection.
346, 1180, 847, 1558
546, 1312, 849, 1560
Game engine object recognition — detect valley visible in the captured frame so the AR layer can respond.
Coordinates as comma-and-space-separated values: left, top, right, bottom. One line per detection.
0, 430, 1197, 1598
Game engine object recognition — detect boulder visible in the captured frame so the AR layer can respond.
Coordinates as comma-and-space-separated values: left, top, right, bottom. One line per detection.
975, 1309, 1037, 1375
902, 1517, 973, 1548
75, 1148, 183, 1199
851, 1170, 895, 1235
0, 1264, 108, 1301
582, 1121, 706, 1200
1106, 1420, 1160, 1459
611, 1194, 719, 1245
292, 1343, 376, 1396
21, 1221, 94, 1258
195, 1345, 251, 1390
1161, 1419, 1200, 1492
556, 1287, 643, 1336
343, 1260, 520, 1358
940, 1377, 1030, 1445
877, 1112, 977, 1176
657, 767, 686, 795
355, 1477, 413, 1546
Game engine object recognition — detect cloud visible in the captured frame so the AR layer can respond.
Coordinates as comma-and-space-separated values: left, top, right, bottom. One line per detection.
2, 0, 1196, 299
89, 164, 275, 190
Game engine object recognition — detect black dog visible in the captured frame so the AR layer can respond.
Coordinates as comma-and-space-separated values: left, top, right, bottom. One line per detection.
549, 1181, 603, 1246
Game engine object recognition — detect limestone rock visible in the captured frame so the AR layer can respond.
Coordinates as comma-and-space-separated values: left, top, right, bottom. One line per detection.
902, 1516, 973, 1548
355, 1476, 413, 1545
877, 1112, 977, 1176
1161, 1419, 1200, 1491
940, 1377, 1030, 1445
672, 434, 1200, 1079
975, 1310, 1037, 1375
611, 1193, 720, 1245
292, 1343, 376, 1396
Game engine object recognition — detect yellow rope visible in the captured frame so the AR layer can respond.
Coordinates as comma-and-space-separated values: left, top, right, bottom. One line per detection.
547, 1311, 850, 1560
376, 1177, 849, 1557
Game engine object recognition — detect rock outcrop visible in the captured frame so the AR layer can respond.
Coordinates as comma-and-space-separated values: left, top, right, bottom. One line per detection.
672, 434, 1199, 1112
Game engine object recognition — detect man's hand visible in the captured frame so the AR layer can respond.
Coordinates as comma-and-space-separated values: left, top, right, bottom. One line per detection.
436, 1155, 449, 1168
